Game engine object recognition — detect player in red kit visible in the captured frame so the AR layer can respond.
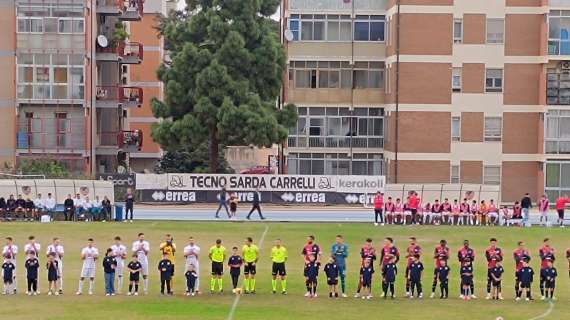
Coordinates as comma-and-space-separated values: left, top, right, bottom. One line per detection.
430, 239, 449, 298
538, 238, 555, 300
458, 240, 476, 298
441, 199, 452, 225
380, 238, 400, 297
485, 238, 504, 300
354, 238, 376, 298
513, 241, 531, 299
405, 237, 422, 297
408, 192, 419, 225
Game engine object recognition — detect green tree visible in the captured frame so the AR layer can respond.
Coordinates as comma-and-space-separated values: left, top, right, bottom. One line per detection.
155, 143, 233, 174
152, 0, 296, 172
17, 159, 70, 178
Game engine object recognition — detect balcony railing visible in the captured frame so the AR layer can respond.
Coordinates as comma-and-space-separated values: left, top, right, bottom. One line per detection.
548, 39, 570, 56
96, 85, 143, 108
96, 0, 143, 20
288, 135, 384, 149
96, 42, 143, 63
289, 0, 386, 11
545, 140, 570, 154
98, 130, 143, 151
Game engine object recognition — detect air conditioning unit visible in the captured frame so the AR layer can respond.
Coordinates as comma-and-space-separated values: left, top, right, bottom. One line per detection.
561, 61, 570, 70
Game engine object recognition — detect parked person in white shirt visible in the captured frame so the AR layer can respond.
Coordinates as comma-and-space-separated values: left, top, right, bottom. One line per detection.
44, 193, 56, 220
81, 196, 93, 221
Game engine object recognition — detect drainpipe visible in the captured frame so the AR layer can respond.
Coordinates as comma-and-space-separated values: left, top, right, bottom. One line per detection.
394, 0, 401, 183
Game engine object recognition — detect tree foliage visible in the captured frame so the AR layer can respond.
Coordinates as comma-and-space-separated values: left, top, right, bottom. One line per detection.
17, 159, 70, 178
154, 143, 233, 174
152, 0, 296, 172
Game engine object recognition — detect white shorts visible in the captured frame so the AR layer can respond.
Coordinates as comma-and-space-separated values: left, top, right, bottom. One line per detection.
115, 259, 125, 276
81, 267, 96, 278
140, 259, 149, 276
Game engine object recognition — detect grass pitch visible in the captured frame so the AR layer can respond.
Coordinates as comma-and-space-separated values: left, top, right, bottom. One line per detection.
0, 221, 568, 320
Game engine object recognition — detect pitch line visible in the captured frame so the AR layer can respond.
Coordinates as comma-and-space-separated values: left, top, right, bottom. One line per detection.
528, 301, 554, 320
227, 225, 269, 320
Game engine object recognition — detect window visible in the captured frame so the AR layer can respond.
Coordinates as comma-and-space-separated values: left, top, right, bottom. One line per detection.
545, 161, 570, 201
17, 53, 84, 100
486, 19, 504, 44
326, 15, 352, 41
354, 15, 385, 41
453, 19, 463, 44
16, 4, 84, 34
483, 166, 501, 185
547, 70, 570, 105
288, 152, 384, 176
451, 116, 461, 142
486, 69, 503, 93
451, 165, 460, 184
289, 15, 300, 41
548, 10, 570, 55
452, 67, 462, 92
484, 117, 502, 142
300, 14, 325, 41
290, 61, 384, 90
545, 110, 570, 154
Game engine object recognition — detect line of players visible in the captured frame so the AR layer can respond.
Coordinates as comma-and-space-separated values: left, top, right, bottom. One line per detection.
2, 234, 569, 301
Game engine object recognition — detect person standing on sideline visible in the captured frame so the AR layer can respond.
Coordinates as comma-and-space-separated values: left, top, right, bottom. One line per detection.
373, 191, 384, 226
538, 194, 550, 226
215, 188, 230, 219
408, 191, 419, 225
184, 237, 201, 294
102, 248, 117, 296
2, 237, 18, 293
555, 194, 570, 228
331, 235, 348, 297
520, 193, 532, 226
125, 188, 135, 223
159, 234, 177, 293
132, 233, 150, 294
111, 236, 127, 294
63, 194, 75, 221
246, 188, 265, 220
76, 238, 99, 295
270, 238, 288, 294
46, 238, 64, 294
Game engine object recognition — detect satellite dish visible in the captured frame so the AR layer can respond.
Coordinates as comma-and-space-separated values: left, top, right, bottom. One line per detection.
284, 29, 294, 42
97, 35, 109, 48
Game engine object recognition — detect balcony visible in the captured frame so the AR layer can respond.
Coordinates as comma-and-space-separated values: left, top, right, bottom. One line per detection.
96, 0, 143, 21
289, 0, 386, 12
96, 42, 143, 64
97, 130, 143, 152
96, 85, 143, 108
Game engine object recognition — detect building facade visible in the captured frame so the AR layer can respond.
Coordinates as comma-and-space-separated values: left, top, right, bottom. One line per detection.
0, 0, 170, 176
281, 0, 570, 202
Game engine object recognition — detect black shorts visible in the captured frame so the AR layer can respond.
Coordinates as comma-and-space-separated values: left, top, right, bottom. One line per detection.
545, 280, 556, 289
461, 279, 473, 286
492, 280, 501, 288
327, 278, 338, 286
558, 209, 565, 220
362, 278, 372, 287
520, 282, 531, 289
515, 271, 521, 281
244, 262, 256, 275
272, 262, 286, 276
211, 262, 224, 275
130, 273, 140, 282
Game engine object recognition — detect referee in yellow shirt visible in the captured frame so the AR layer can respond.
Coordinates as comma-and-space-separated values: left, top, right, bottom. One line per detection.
209, 239, 226, 293
159, 234, 176, 292
242, 237, 259, 294
271, 238, 288, 294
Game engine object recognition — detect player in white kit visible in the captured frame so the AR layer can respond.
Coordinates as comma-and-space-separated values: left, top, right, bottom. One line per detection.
24, 235, 41, 293
184, 237, 201, 293
46, 237, 64, 294
111, 236, 128, 294
76, 238, 99, 295
132, 233, 150, 294
2, 237, 18, 294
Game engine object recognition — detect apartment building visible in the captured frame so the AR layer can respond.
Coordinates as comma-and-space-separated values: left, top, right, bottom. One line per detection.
281, 0, 570, 202
0, 0, 169, 176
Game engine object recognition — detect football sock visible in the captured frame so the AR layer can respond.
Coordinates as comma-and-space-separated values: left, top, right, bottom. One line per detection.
210, 278, 215, 291
272, 279, 277, 291
88, 279, 94, 292
282, 279, 287, 291
78, 280, 84, 292
218, 278, 223, 291
251, 279, 256, 291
